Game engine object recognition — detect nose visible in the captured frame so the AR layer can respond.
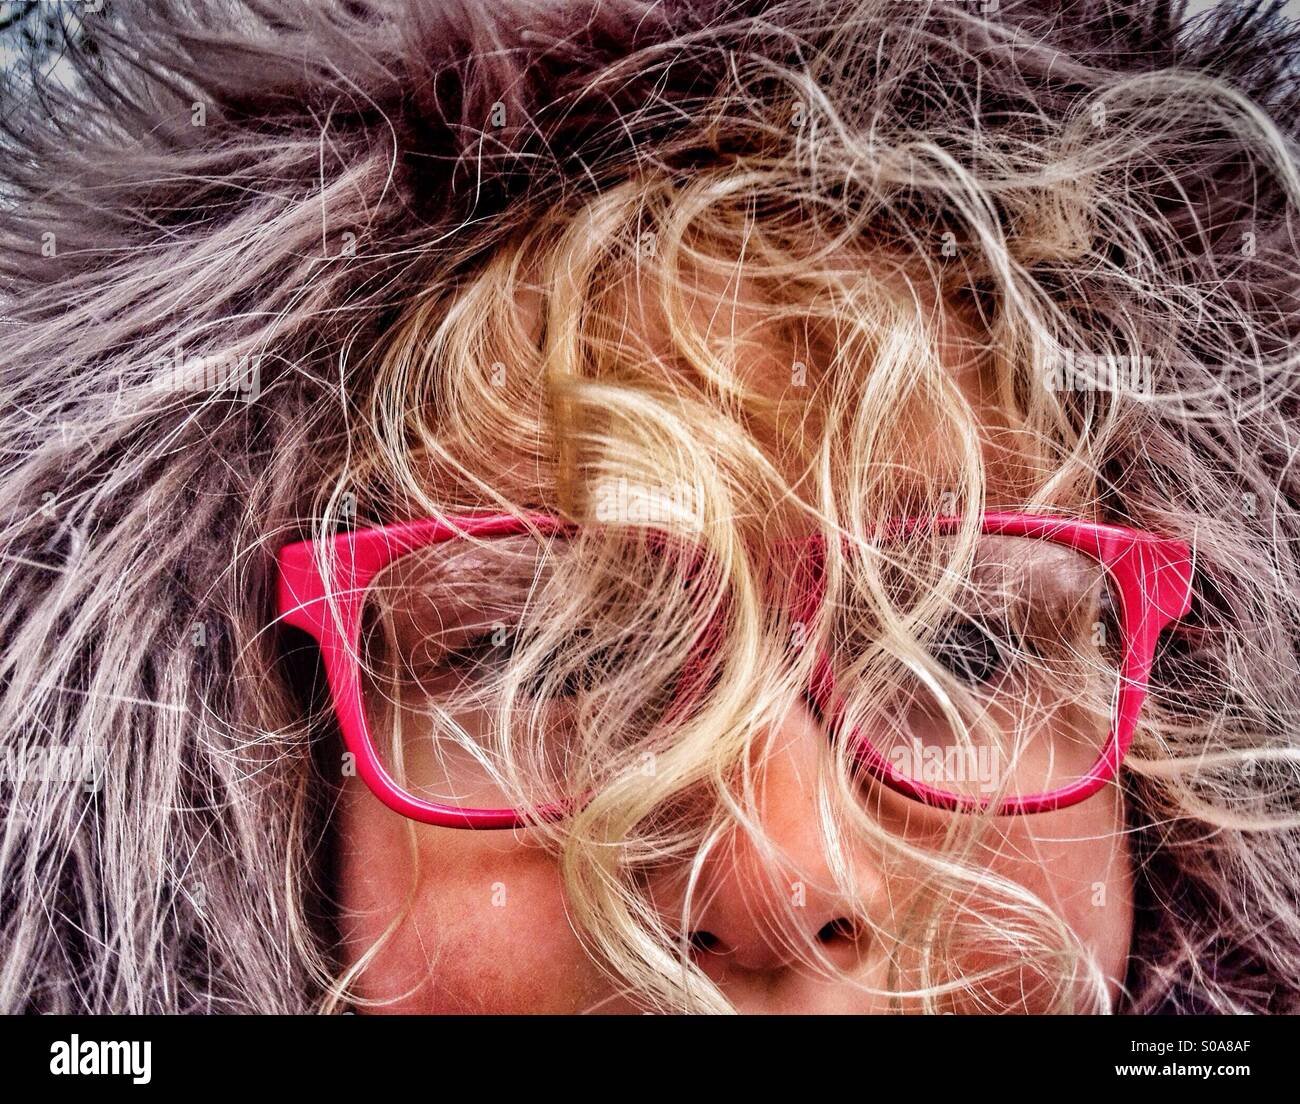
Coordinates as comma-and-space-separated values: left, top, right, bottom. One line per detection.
657, 694, 884, 981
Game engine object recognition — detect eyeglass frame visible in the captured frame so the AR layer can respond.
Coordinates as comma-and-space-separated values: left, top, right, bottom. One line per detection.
276, 511, 1193, 828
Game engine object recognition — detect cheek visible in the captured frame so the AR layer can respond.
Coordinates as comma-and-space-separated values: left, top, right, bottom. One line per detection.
980, 785, 1135, 1006
871, 782, 1133, 1010
337, 775, 1133, 1013
336, 780, 617, 1013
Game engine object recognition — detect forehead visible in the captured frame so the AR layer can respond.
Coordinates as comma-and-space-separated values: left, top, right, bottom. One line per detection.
420, 247, 1051, 516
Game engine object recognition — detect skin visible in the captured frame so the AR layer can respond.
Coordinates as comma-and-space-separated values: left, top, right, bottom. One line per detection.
335, 269, 1134, 1013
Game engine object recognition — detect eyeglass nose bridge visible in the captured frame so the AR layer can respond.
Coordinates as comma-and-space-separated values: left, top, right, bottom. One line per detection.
654, 535, 829, 730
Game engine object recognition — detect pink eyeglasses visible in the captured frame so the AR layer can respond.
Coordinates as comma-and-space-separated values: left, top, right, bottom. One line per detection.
276, 512, 1193, 829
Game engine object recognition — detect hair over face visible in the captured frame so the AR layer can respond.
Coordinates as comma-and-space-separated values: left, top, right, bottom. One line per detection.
2, 0, 1300, 1013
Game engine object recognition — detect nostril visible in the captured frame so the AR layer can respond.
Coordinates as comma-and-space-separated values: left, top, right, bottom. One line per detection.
688, 930, 725, 955
817, 917, 859, 945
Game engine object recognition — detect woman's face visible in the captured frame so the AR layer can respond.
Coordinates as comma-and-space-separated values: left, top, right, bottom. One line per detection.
334, 282, 1135, 1013
336, 720, 1131, 1014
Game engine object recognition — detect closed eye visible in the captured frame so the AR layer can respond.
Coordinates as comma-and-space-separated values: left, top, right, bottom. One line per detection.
442, 629, 517, 674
